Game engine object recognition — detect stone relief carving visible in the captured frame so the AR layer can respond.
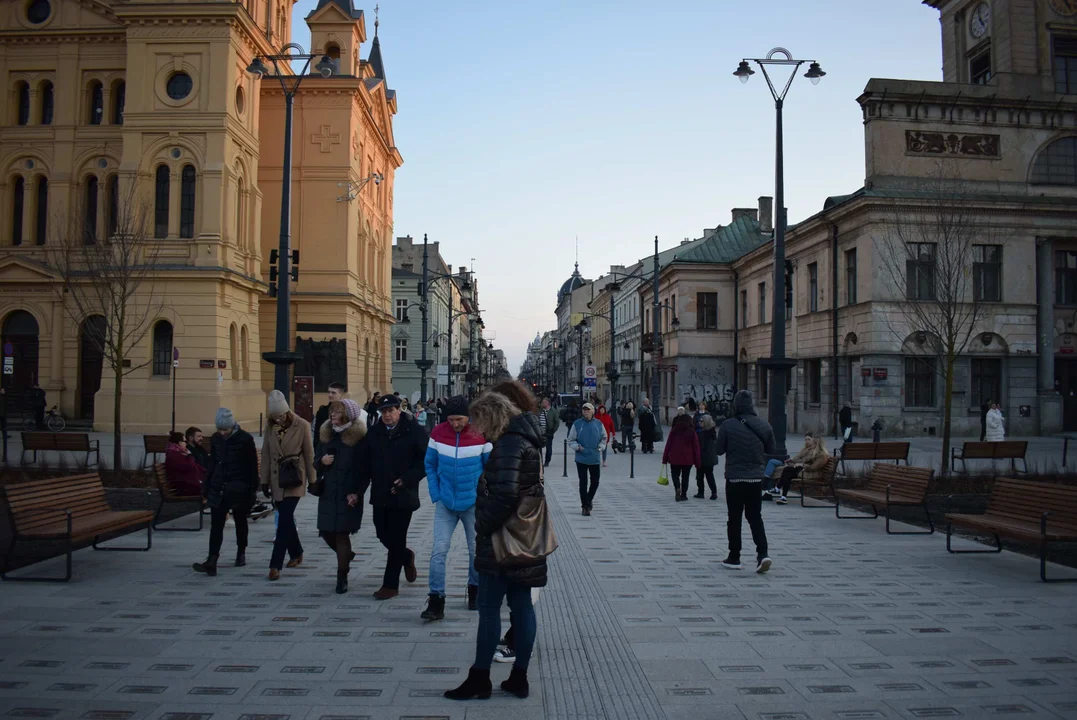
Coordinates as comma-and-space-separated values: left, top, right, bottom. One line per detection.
294, 337, 347, 392
905, 130, 1000, 158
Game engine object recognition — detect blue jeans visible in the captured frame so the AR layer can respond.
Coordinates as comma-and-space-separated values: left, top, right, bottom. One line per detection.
475, 573, 536, 671
428, 502, 478, 596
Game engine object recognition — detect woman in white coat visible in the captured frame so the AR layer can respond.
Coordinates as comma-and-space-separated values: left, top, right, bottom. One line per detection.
985, 403, 1006, 442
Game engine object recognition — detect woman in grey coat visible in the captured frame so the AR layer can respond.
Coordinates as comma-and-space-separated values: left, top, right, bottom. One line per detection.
315, 399, 369, 594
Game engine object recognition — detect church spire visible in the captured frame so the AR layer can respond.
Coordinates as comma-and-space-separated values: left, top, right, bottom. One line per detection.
367, 3, 386, 80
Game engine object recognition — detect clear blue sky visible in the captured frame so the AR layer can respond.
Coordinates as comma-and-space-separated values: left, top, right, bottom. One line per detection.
291, 0, 943, 373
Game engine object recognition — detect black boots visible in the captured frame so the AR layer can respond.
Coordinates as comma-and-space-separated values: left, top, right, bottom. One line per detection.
234, 550, 246, 567
501, 666, 529, 699
192, 554, 218, 577
444, 666, 492, 700
421, 594, 446, 621
335, 571, 348, 594
467, 584, 478, 611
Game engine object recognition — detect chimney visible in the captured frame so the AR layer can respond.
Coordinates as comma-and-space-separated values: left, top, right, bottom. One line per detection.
458, 266, 467, 277
731, 207, 758, 224
758, 196, 774, 233
401, 263, 414, 272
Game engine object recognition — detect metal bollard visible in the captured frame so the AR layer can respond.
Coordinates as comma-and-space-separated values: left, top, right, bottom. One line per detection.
562, 438, 568, 478
629, 438, 635, 478
259, 412, 263, 437
1065, 437, 1069, 468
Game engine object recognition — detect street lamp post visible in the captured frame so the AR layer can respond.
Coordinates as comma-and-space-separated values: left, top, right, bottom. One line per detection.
413, 234, 473, 403
248, 45, 337, 397
734, 48, 825, 455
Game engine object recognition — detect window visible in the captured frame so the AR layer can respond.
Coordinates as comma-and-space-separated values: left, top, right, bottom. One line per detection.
806, 359, 821, 404
970, 46, 992, 85
1057, 251, 1077, 305
845, 248, 857, 305
166, 73, 193, 100
906, 243, 936, 300
696, 292, 718, 329
395, 298, 409, 321
1053, 35, 1077, 95
35, 178, 47, 245
240, 325, 249, 379
758, 282, 766, 324
904, 357, 936, 408
40, 82, 54, 125
740, 289, 747, 328
971, 358, 1001, 408
11, 177, 25, 246
111, 81, 125, 125
229, 325, 238, 380
154, 165, 169, 238
84, 176, 98, 244
27, 0, 51, 24
179, 165, 195, 238
808, 262, 818, 312
1032, 137, 1077, 186
152, 321, 173, 376
671, 294, 676, 326
16, 82, 30, 126
88, 81, 103, 125
395, 339, 408, 362
973, 244, 1002, 302
106, 175, 118, 237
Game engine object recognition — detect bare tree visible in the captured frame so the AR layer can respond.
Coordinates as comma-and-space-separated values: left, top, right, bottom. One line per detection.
874, 161, 1002, 474
49, 184, 165, 472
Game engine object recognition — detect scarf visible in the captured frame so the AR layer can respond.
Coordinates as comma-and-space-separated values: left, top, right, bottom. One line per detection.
333, 422, 352, 434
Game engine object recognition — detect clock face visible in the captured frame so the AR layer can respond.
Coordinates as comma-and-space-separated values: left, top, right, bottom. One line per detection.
970, 2, 991, 38
1049, 0, 1077, 16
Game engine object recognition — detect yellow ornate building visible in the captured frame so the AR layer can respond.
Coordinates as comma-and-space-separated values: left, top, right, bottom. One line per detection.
0, 0, 400, 431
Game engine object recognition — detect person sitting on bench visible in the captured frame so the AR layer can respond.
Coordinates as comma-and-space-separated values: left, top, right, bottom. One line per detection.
766, 434, 830, 504
165, 431, 206, 497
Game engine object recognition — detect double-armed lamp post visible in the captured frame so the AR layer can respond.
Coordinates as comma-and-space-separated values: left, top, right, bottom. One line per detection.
733, 48, 825, 455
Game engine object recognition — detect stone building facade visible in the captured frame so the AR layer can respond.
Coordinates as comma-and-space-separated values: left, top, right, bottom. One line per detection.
0, 0, 400, 431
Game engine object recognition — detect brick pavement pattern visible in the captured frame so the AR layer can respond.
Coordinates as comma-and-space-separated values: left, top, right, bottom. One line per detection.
1, 441, 1075, 719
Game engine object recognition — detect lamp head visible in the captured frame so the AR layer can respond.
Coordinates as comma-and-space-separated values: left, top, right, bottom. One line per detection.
804, 61, 826, 85
314, 55, 336, 78
734, 60, 755, 84
246, 57, 270, 78
671, 316, 681, 328
401, 313, 410, 324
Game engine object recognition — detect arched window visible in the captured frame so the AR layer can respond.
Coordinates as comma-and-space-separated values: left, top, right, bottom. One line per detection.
35, 178, 48, 245
1031, 137, 1077, 186
152, 320, 173, 376
111, 81, 125, 125
11, 177, 25, 246
180, 165, 195, 239
16, 82, 30, 126
40, 81, 54, 125
154, 165, 169, 238
84, 176, 98, 244
364, 337, 370, 392
229, 324, 239, 380
240, 325, 249, 379
106, 175, 119, 237
234, 178, 245, 248
88, 81, 103, 125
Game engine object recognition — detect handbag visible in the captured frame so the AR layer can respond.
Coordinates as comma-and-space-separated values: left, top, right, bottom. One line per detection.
491, 463, 559, 568
277, 453, 303, 489
657, 464, 670, 486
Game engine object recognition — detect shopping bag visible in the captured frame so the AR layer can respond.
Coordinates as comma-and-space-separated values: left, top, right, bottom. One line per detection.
657, 464, 669, 486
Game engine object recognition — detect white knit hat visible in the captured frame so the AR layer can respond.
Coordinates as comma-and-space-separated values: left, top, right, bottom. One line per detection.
267, 390, 289, 418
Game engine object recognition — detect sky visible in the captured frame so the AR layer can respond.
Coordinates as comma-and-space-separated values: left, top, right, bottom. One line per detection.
291, 0, 944, 373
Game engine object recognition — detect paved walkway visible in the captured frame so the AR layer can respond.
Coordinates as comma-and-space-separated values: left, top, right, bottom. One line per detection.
1, 445, 1076, 719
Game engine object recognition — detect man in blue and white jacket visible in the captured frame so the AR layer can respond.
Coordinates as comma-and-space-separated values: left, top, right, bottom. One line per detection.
568, 402, 607, 517
421, 396, 491, 621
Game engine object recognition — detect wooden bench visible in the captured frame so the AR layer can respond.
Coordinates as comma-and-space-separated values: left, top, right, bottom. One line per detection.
20, 432, 100, 468
945, 478, 1077, 583
837, 442, 910, 473
834, 463, 935, 534
789, 457, 839, 508
1, 474, 153, 582
142, 435, 169, 468
950, 441, 1028, 475
152, 463, 206, 532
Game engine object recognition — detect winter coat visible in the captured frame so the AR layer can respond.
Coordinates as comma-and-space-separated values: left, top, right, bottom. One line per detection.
620, 406, 635, 429
788, 440, 832, 483
473, 401, 548, 587
425, 422, 491, 511
314, 405, 331, 445
362, 412, 429, 511
189, 443, 210, 472
567, 417, 607, 466
715, 390, 776, 480
637, 407, 656, 438
560, 404, 580, 427
204, 426, 259, 510
663, 416, 701, 468
315, 420, 368, 534
260, 413, 316, 503
538, 407, 561, 438
699, 427, 718, 467
165, 445, 205, 496
839, 406, 853, 431
597, 412, 616, 445
985, 409, 1006, 442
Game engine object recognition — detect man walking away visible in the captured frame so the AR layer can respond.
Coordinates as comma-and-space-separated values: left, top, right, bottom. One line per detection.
363, 394, 429, 600
537, 397, 560, 467
637, 399, 656, 454
979, 399, 991, 442
315, 382, 347, 446
422, 396, 491, 620
839, 403, 854, 445
715, 390, 773, 574
567, 402, 606, 516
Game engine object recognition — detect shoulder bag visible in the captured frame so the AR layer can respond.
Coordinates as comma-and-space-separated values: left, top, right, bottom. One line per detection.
491, 460, 559, 568
277, 453, 303, 489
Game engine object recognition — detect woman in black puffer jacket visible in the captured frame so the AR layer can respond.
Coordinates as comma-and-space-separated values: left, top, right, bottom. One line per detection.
445, 389, 546, 702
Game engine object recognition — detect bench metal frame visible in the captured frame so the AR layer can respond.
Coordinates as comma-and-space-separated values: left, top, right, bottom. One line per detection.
838, 443, 909, 474
950, 442, 1028, 475
836, 484, 935, 535
20, 432, 100, 468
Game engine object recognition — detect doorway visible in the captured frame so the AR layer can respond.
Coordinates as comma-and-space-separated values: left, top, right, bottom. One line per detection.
79, 315, 107, 420
1056, 358, 1077, 432
1, 310, 41, 422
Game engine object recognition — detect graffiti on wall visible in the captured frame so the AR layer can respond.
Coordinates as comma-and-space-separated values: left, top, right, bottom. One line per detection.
678, 383, 735, 407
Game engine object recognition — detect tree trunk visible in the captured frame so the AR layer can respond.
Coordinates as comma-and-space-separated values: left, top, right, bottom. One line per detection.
940, 352, 955, 477
113, 366, 123, 473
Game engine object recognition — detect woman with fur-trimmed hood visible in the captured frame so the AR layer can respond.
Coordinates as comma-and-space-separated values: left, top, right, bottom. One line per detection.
315, 398, 369, 594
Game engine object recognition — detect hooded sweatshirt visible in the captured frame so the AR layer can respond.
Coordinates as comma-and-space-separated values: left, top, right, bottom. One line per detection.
715, 390, 776, 480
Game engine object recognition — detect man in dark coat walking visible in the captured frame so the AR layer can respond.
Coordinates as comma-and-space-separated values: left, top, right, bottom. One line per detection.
362, 394, 429, 600
637, 398, 657, 454
193, 408, 259, 576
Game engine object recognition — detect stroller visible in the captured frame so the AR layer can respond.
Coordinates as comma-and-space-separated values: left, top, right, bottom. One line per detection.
610, 433, 637, 454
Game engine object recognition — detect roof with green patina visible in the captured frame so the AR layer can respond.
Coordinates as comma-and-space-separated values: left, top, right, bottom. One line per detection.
669, 215, 773, 265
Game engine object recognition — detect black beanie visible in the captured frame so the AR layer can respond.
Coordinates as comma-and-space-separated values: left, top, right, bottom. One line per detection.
445, 395, 470, 418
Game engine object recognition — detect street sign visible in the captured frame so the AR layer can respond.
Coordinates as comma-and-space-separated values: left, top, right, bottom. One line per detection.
584, 378, 597, 388
584, 365, 596, 379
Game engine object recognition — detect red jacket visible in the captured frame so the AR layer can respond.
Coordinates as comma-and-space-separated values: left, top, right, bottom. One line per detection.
663, 417, 701, 468
165, 446, 206, 497
597, 412, 616, 442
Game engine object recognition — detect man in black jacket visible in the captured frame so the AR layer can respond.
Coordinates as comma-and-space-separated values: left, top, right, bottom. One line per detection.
314, 382, 347, 444
363, 394, 429, 600
193, 408, 259, 577
185, 426, 210, 471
